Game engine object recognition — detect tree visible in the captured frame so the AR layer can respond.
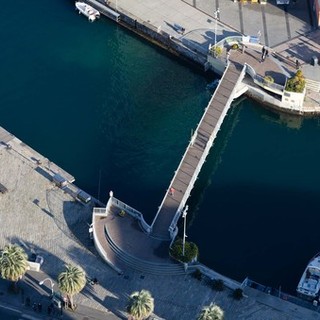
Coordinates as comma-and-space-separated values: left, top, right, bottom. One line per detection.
57, 264, 86, 310
127, 289, 154, 320
211, 279, 224, 291
170, 238, 198, 263
0, 244, 28, 291
233, 288, 244, 300
197, 303, 224, 320
285, 70, 306, 93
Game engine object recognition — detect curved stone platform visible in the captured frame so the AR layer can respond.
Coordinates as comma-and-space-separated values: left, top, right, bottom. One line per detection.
93, 203, 186, 275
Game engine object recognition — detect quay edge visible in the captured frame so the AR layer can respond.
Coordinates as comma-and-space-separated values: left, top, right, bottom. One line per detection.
87, 0, 320, 116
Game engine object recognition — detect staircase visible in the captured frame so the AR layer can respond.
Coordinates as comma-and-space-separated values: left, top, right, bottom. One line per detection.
306, 78, 320, 93
105, 225, 187, 276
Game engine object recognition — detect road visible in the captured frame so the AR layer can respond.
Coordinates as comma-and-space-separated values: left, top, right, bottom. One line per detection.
0, 303, 25, 320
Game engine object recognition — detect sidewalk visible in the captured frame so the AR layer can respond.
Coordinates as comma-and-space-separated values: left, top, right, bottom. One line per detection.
0, 271, 119, 320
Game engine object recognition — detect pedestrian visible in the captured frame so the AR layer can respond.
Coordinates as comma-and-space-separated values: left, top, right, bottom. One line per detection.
227, 51, 230, 62
169, 187, 175, 197
296, 59, 300, 70
47, 305, 52, 315
25, 297, 31, 307
38, 302, 42, 312
261, 46, 266, 62
32, 302, 37, 312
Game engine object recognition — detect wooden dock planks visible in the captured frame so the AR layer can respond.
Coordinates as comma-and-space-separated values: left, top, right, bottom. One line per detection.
151, 65, 243, 239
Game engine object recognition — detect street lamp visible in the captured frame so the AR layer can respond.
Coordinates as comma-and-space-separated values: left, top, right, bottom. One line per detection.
182, 205, 189, 256
213, 8, 220, 50
39, 278, 54, 297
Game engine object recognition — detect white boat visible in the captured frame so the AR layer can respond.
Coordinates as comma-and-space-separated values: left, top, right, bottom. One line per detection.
75, 2, 100, 22
297, 253, 320, 300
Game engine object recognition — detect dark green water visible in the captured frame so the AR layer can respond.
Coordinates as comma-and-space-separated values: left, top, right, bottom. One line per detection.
2, 1, 320, 293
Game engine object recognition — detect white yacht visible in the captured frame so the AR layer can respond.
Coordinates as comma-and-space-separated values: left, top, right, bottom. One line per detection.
75, 2, 100, 22
297, 253, 320, 300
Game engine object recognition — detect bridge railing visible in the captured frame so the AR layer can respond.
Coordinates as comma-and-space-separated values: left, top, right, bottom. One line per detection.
244, 63, 285, 94
163, 72, 228, 237
109, 194, 152, 234
167, 64, 247, 240
188, 263, 241, 290
254, 74, 285, 92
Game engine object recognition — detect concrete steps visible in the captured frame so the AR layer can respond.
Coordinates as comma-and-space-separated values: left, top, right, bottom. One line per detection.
306, 78, 320, 92
105, 225, 186, 276
149, 232, 171, 242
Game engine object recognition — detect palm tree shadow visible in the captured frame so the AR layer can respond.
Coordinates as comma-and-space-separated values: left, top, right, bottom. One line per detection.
103, 295, 127, 320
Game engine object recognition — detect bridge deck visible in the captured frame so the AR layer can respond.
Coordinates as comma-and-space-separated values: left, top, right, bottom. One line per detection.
151, 64, 243, 240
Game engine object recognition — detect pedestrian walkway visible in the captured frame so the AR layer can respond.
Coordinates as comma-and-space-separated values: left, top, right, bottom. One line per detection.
2, 1, 320, 319
150, 64, 245, 241
2, 113, 320, 319
0, 271, 119, 320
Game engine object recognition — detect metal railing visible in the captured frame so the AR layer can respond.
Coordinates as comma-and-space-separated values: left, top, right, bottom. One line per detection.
110, 196, 151, 233
243, 278, 320, 313
244, 63, 285, 94
166, 64, 246, 240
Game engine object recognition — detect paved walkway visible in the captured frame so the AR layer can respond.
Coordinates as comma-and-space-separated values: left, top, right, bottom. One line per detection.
1, 1, 320, 319
2, 127, 320, 319
102, 0, 320, 111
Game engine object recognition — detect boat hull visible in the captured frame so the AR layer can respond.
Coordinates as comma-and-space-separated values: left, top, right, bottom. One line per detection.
75, 2, 100, 22
296, 253, 320, 301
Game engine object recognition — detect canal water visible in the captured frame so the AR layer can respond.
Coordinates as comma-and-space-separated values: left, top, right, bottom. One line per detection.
2, 0, 320, 294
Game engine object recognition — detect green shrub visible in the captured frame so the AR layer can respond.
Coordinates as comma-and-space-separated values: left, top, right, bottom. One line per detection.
170, 238, 198, 263
231, 43, 239, 50
211, 279, 224, 291
263, 75, 274, 85
192, 268, 202, 281
285, 70, 306, 93
211, 46, 223, 57
233, 288, 244, 300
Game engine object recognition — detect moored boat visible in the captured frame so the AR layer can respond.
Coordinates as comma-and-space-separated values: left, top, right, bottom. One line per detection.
75, 2, 100, 22
297, 252, 320, 301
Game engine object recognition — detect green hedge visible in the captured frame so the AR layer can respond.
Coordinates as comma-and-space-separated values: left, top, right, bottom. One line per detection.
170, 238, 198, 263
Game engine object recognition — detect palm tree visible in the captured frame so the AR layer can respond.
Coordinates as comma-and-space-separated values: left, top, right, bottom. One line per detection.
197, 303, 224, 320
127, 289, 154, 320
0, 244, 28, 291
57, 264, 86, 310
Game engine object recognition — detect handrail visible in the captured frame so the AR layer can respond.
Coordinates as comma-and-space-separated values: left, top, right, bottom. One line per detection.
244, 63, 285, 93
110, 196, 151, 233
167, 65, 246, 240
254, 74, 285, 91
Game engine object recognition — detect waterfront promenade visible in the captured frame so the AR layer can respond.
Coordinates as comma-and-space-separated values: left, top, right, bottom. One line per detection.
1, 1, 320, 320
98, 0, 320, 114
2, 126, 320, 319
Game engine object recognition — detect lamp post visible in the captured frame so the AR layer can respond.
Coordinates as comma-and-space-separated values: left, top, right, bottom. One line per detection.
39, 278, 54, 297
182, 205, 189, 256
213, 8, 220, 50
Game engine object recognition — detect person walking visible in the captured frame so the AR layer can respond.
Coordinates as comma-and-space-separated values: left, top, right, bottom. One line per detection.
261, 46, 266, 62
261, 46, 269, 62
